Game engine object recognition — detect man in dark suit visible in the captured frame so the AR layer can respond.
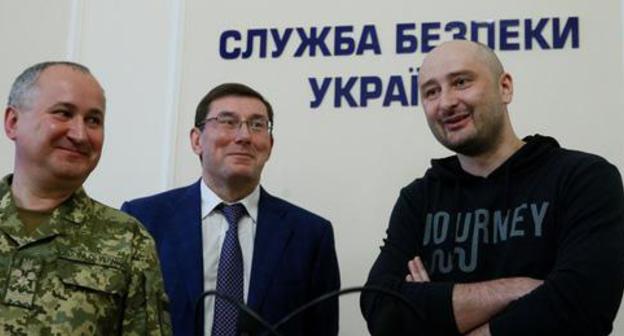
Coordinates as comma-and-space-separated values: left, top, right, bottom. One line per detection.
122, 83, 340, 336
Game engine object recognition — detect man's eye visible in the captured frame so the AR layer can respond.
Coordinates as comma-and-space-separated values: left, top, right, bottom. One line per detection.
53, 110, 72, 118
219, 117, 238, 126
250, 120, 267, 130
454, 77, 471, 88
86, 116, 103, 126
424, 88, 439, 99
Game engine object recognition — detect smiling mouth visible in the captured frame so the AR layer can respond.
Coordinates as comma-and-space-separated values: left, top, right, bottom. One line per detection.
442, 113, 470, 131
228, 152, 254, 158
58, 147, 90, 157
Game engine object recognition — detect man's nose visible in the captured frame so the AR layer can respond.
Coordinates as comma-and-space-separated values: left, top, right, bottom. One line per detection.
67, 118, 88, 142
439, 89, 459, 111
234, 120, 252, 142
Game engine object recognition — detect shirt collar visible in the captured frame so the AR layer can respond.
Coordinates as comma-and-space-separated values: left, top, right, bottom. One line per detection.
200, 179, 260, 223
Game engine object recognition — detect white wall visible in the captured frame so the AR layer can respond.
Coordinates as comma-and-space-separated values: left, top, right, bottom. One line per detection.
0, 0, 72, 179
1, 1, 623, 335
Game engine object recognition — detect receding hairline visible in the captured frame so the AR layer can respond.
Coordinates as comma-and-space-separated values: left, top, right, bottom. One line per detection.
37, 63, 103, 88
7, 61, 105, 110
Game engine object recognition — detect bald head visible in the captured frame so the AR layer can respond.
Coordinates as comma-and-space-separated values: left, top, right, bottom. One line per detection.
420, 40, 504, 86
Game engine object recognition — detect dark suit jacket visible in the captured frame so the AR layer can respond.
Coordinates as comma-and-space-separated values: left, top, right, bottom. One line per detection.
121, 181, 340, 336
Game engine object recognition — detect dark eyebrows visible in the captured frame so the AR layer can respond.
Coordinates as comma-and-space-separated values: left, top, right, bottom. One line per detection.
419, 78, 437, 90
212, 110, 268, 120
213, 110, 236, 117
447, 70, 477, 79
419, 69, 477, 89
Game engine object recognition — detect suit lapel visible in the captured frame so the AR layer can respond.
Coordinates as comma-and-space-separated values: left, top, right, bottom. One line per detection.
169, 181, 204, 308
247, 189, 293, 310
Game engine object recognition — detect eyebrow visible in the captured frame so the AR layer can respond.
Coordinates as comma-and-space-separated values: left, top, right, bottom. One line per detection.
50, 102, 105, 116
214, 110, 268, 119
447, 70, 477, 78
86, 109, 105, 117
51, 102, 75, 109
419, 70, 477, 89
419, 78, 438, 90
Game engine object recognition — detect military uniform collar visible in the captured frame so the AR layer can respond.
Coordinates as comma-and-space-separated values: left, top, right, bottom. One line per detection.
0, 174, 93, 247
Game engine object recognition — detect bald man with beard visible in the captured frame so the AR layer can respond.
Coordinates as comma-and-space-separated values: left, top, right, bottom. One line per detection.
361, 40, 624, 336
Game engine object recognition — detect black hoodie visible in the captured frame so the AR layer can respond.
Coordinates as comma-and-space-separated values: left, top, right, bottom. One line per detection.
361, 135, 624, 336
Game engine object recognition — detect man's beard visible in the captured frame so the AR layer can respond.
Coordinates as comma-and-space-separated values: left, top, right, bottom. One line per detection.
434, 109, 505, 157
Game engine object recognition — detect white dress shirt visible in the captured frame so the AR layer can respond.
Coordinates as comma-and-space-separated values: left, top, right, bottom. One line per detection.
201, 180, 259, 335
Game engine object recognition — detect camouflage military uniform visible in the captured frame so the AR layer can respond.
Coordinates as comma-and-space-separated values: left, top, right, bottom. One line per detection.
0, 175, 172, 335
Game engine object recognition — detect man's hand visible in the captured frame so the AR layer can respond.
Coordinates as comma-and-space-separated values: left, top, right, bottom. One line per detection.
466, 323, 491, 336
453, 277, 543, 333
405, 256, 430, 282
403, 256, 543, 334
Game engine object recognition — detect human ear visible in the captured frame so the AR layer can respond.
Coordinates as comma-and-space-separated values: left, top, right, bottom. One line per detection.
499, 73, 513, 104
4, 107, 19, 140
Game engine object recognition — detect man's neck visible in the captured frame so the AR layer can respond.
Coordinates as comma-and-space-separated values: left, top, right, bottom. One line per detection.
203, 175, 258, 203
10, 172, 77, 211
457, 136, 525, 177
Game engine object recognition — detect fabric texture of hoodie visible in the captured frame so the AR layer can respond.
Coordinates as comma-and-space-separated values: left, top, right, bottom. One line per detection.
361, 134, 624, 336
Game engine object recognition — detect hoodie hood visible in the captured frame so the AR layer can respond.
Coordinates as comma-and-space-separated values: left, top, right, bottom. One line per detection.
426, 134, 560, 182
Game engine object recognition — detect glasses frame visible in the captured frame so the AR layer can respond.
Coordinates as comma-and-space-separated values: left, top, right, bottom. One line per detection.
199, 113, 273, 135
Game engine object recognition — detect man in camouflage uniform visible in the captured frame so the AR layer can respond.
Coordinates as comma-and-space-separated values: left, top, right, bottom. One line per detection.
0, 61, 171, 335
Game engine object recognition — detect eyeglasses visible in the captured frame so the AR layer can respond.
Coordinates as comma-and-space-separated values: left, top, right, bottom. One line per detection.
199, 114, 273, 134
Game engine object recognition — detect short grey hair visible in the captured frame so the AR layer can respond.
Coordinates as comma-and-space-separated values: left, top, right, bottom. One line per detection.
7, 61, 96, 109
